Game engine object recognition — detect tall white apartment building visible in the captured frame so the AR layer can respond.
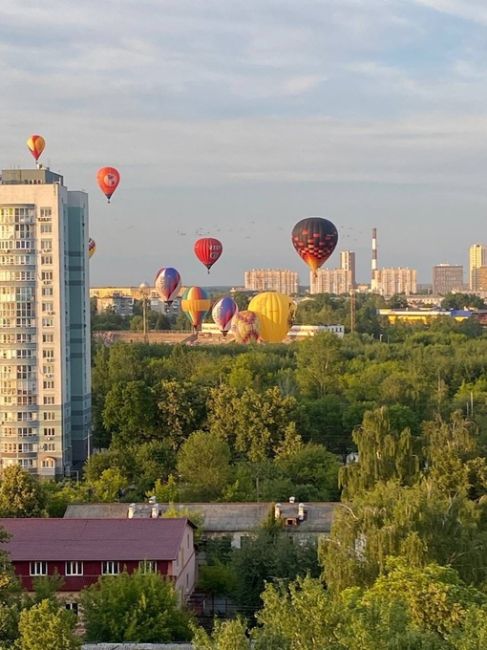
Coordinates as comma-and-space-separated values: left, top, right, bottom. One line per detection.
371, 268, 417, 297
0, 168, 91, 477
244, 269, 298, 295
469, 244, 487, 291
339, 251, 356, 287
310, 268, 353, 295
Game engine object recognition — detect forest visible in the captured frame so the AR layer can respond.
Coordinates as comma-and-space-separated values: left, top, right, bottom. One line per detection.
3, 294, 487, 647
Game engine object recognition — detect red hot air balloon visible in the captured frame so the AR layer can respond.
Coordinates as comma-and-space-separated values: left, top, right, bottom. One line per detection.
292, 217, 338, 276
26, 135, 45, 162
194, 237, 223, 273
97, 167, 120, 203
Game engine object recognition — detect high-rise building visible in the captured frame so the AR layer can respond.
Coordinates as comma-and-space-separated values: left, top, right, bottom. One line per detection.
371, 268, 416, 297
340, 250, 356, 286
244, 269, 298, 294
0, 168, 91, 477
469, 244, 487, 290
310, 268, 353, 295
473, 266, 487, 292
432, 264, 464, 295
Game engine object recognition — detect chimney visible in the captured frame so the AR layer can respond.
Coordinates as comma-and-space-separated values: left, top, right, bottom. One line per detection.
289, 496, 295, 504
371, 227, 378, 278
275, 503, 281, 519
151, 503, 160, 518
298, 503, 306, 521
128, 503, 136, 519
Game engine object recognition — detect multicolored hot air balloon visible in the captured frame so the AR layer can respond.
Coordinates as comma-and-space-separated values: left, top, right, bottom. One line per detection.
212, 297, 238, 336
88, 238, 96, 259
26, 135, 45, 162
194, 237, 223, 273
248, 292, 295, 343
292, 217, 338, 275
154, 267, 182, 305
97, 167, 120, 203
230, 310, 261, 344
181, 286, 211, 332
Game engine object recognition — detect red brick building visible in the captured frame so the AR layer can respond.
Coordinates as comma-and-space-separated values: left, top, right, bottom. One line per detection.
0, 518, 196, 604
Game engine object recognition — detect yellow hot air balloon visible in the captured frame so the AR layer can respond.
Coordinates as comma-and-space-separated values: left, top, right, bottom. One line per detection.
248, 292, 296, 343
26, 135, 46, 162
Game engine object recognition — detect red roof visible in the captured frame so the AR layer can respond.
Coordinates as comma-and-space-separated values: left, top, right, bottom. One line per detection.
0, 518, 190, 562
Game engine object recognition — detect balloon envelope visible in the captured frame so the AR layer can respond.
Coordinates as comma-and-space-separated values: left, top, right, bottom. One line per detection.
181, 286, 211, 331
194, 237, 223, 271
97, 167, 120, 203
26, 135, 45, 162
230, 310, 261, 344
88, 238, 96, 259
212, 297, 238, 335
292, 217, 338, 273
248, 292, 295, 343
154, 267, 182, 304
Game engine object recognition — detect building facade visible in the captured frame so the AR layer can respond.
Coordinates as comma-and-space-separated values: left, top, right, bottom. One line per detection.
244, 269, 298, 295
339, 250, 356, 286
469, 244, 487, 290
371, 268, 417, 297
0, 169, 91, 477
0, 517, 196, 605
432, 264, 464, 295
310, 268, 353, 295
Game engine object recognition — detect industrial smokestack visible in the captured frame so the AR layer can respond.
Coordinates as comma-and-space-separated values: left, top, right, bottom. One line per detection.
371, 228, 378, 277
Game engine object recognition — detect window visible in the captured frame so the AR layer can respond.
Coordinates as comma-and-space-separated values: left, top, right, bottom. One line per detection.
40, 223, 52, 234
65, 602, 78, 615
43, 380, 54, 390
41, 271, 52, 281
30, 561, 47, 576
40, 208, 52, 220
42, 333, 54, 343
101, 561, 120, 575
65, 561, 83, 576
43, 427, 55, 437
41, 255, 53, 265
43, 396, 55, 405
139, 560, 157, 573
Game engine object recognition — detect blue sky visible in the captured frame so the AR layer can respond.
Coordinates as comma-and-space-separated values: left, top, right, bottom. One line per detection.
1, 0, 487, 286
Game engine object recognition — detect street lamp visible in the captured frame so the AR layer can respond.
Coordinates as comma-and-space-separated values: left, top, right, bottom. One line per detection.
139, 282, 150, 344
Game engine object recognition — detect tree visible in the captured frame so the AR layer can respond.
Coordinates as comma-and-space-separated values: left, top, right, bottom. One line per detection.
87, 467, 127, 503
295, 332, 344, 398
177, 431, 231, 500
208, 385, 297, 462
17, 599, 80, 650
275, 443, 340, 501
440, 293, 486, 311
103, 380, 160, 443
192, 618, 250, 650
0, 528, 21, 647
157, 380, 207, 451
80, 569, 191, 643
0, 466, 45, 517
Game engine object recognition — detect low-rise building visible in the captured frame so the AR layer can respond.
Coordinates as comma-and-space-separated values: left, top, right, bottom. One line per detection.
64, 501, 337, 549
244, 269, 299, 295
1, 517, 196, 605
96, 294, 135, 317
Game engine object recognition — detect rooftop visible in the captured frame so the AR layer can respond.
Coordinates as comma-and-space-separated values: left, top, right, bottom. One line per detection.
0, 517, 190, 562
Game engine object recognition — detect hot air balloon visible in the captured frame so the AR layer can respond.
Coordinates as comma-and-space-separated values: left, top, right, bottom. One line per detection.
97, 167, 120, 203
292, 217, 338, 275
212, 297, 238, 336
181, 286, 211, 332
154, 267, 182, 305
26, 135, 45, 162
248, 292, 295, 343
230, 310, 261, 344
88, 238, 96, 259
194, 237, 223, 273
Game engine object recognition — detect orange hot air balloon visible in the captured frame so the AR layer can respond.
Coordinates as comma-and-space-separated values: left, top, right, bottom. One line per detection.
26, 135, 45, 162
97, 167, 120, 203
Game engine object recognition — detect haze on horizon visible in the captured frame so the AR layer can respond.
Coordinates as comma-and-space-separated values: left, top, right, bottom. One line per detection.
1, 0, 487, 287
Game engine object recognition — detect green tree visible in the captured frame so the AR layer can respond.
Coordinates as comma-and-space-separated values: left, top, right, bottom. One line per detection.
177, 430, 231, 500
0, 466, 45, 517
103, 380, 159, 443
295, 332, 344, 398
208, 385, 297, 462
80, 569, 191, 643
192, 618, 250, 650
157, 380, 207, 451
16, 599, 80, 650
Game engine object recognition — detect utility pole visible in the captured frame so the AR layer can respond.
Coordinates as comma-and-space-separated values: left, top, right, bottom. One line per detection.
139, 282, 150, 344
350, 288, 356, 333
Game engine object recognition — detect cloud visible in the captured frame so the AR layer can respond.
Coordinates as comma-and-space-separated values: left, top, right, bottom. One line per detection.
411, 0, 487, 25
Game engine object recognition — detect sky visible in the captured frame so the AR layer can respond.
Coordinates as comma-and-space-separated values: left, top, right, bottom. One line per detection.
1, 0, 487, 286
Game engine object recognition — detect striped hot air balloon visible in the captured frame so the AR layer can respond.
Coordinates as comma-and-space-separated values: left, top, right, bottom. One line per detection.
181, 286, 211, 332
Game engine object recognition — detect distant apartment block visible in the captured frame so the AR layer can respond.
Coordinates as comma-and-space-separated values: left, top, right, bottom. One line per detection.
469, 244, 487, 290
472, 266, 487, 292
432, 264, 464, 295
244, 269, 298, 295
339, 251, 356, 286
95, 294, 134, 317
310, 268, 353, 295
371, 268, 417, 297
